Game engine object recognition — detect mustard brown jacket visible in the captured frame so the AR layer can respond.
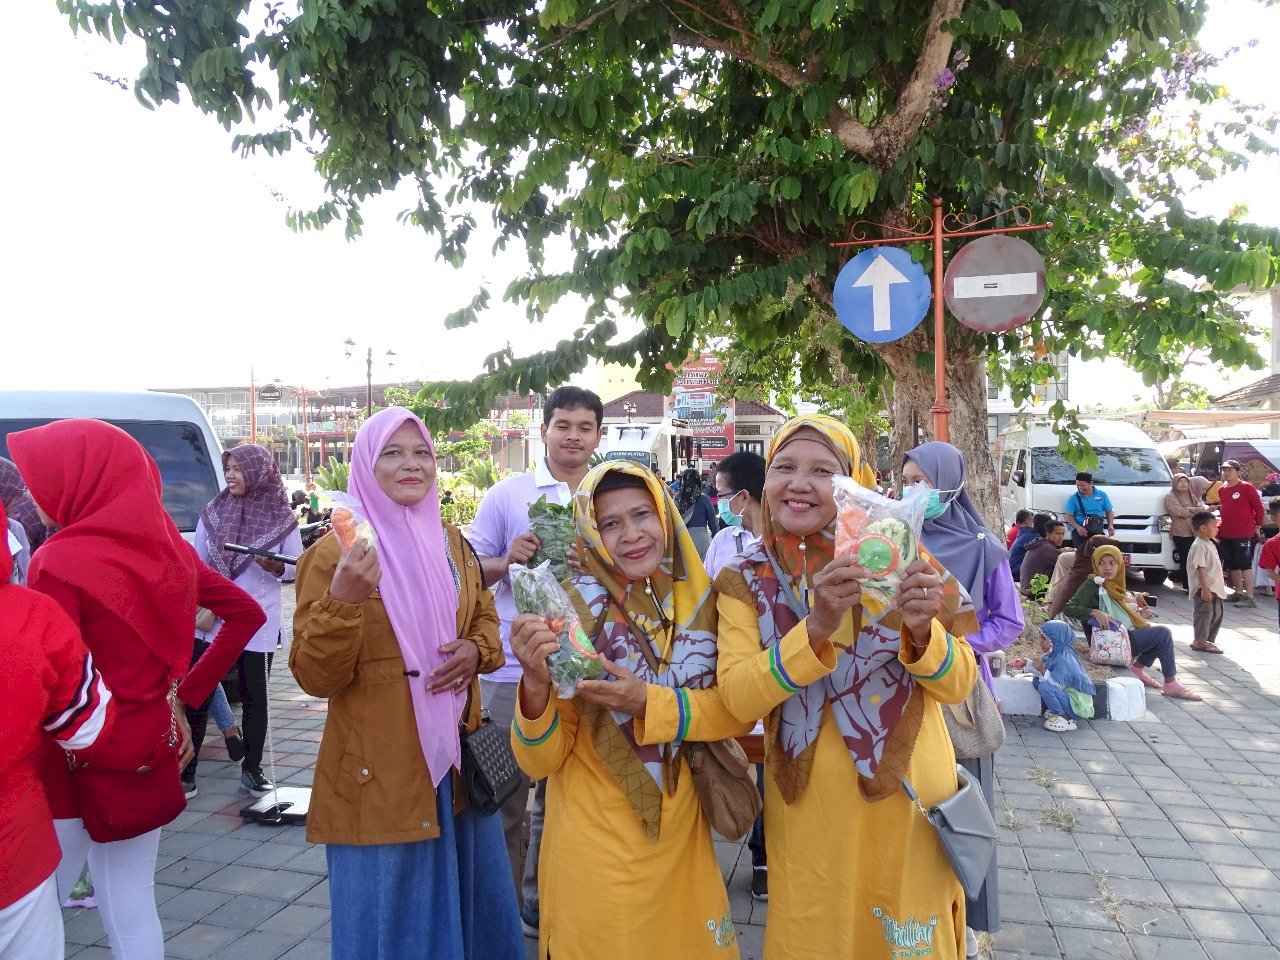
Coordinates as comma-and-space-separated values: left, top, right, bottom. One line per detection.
291, 526, 502, 845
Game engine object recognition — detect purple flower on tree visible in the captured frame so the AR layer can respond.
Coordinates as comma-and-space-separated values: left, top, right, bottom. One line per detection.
933, 67, 956, 90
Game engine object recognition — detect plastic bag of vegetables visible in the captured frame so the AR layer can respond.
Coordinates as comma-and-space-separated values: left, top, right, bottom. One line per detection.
832, 478, 929, 604
527, 495, 576, 581
510, 560, 603, 697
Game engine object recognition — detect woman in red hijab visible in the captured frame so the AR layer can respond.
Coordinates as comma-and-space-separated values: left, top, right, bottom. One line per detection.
9, 420, 266, 960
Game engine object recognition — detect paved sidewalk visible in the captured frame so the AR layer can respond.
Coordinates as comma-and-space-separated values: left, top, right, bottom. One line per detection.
60, 581, 1279, 960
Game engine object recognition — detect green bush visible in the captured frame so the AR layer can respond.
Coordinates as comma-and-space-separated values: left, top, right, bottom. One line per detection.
441, 490, 479, 527
317, 456, 350, 492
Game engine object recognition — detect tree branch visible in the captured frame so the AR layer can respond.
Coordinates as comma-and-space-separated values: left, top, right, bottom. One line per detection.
828, 0, 965, 167
667, 23, 808, 88
534, 0, 626, 53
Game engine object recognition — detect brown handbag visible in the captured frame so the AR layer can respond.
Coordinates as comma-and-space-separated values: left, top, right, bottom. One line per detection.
943, 674, 1006, 760
614, 599, 761, 841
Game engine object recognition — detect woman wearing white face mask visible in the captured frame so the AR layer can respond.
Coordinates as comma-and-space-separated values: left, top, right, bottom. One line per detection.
704, 452, 765, 580
903, 441, 1023, 958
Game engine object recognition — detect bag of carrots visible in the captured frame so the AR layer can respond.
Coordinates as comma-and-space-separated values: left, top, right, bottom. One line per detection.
831, 477, 929, 604
322, 494, 379, 554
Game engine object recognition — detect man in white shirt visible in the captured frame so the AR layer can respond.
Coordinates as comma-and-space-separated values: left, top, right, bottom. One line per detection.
467, 386, 603, 935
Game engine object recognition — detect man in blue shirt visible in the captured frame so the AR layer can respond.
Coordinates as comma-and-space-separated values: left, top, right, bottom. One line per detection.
1066, 471, 1115, 547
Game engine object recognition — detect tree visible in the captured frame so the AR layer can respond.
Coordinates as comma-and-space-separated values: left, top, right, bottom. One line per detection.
60, 0, 1280, 526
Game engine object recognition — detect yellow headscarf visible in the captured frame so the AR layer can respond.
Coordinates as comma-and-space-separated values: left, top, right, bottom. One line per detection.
571, 459, 712, 658
760, 414, 877, 593
567, 459, 719, 839
1090, 544, 1149, 628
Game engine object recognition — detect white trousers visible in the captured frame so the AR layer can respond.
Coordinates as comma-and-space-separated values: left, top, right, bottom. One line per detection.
0, 874, 63, 960
52, 820, 162, 960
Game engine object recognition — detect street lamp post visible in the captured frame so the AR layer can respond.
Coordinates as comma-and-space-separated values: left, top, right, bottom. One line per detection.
623, 401, 637, 423
344, 339, 398, 417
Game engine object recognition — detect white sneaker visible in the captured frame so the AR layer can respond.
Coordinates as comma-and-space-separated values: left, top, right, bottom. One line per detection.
1043, 714, 1077, 732
966, 927, 979, 957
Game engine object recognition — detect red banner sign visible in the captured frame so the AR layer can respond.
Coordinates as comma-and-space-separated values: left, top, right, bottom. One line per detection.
670, 352, 734, 466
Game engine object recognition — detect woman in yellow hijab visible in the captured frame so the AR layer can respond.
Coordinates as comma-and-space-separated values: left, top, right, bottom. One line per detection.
1064, 544, 1202, 700
508, 460, 749, 960
714, 415, 980, 960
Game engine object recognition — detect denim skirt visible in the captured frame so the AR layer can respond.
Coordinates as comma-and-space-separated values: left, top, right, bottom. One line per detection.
326, 777, 524, 960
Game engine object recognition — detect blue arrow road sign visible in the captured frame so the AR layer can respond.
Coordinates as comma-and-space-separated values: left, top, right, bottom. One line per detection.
833, 246, 931, 343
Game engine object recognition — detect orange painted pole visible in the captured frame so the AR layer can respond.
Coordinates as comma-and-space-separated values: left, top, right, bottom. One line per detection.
301, 387, 311, 483
929, 197, 951, 442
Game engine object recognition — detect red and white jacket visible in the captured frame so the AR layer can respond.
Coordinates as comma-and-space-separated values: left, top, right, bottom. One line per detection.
0, 504, 114, 908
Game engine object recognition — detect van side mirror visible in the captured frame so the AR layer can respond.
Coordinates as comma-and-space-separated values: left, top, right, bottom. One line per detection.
1012, 469, 1025, 487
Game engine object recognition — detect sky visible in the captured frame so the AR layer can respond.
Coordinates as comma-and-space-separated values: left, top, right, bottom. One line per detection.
2, 0, 1277, 403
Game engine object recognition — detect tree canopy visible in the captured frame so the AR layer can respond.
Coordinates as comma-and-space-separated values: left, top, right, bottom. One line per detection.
60, 0, 1280, 499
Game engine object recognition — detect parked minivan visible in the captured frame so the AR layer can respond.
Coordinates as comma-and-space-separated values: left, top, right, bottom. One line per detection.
998, 419, 1175, 584
0, 391, 224, 541
1158, 434, 1280, 487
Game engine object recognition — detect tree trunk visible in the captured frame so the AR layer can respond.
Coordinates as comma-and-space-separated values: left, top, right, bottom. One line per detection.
880, 333, 1005, 535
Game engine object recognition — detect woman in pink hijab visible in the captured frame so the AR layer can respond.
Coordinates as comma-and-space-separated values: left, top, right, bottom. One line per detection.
290, 408, 522, 960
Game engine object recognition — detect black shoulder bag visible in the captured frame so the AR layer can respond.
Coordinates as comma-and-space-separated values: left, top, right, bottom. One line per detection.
1076, 494, 1105, 536
454, 533, 524, 815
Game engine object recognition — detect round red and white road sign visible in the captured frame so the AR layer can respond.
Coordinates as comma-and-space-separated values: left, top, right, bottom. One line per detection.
943, 235, 1046, 334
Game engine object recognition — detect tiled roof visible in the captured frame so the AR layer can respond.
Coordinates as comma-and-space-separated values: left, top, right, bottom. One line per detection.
1211, 374, 1280, 408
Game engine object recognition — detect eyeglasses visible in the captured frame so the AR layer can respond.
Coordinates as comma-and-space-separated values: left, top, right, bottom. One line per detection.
714, 488, 742, 499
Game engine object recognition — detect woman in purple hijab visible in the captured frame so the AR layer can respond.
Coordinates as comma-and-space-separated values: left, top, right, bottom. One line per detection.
904, 440, 1023, 957
1, 456, 50, 552
185, 443, 303, 799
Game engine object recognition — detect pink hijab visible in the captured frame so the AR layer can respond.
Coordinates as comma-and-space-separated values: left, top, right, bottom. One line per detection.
347, 407, 463, 787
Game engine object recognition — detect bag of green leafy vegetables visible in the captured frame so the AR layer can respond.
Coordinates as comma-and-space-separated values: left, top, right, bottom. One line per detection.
510, 561, 603, 697
527, 495, 576, 581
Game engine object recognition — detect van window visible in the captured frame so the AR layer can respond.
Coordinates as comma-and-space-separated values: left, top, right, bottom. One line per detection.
1031, 447, 1171, 487
0, 419, 220, 533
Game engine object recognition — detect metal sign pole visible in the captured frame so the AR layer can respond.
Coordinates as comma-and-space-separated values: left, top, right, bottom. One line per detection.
831, 199, 1052, 442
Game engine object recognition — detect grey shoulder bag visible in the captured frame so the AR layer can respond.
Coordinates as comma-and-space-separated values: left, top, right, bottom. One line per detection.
903, 764, 997, 900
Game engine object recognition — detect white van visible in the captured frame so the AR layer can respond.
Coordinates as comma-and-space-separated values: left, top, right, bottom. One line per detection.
0, 391, 224, 541
997, 418, 1175, 584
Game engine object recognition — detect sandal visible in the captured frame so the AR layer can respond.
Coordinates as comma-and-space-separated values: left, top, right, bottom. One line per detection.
1128, 664, 1161, 689
1190, 642, 1224, 654
1163, 681, 1203, 701
1043, 714, 1077, 732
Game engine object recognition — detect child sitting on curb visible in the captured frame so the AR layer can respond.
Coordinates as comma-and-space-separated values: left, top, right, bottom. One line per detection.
1014, 620, 1096, 732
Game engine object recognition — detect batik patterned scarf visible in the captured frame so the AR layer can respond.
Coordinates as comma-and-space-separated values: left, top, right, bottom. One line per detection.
566, 460, 718, 839
716, 415, 977, 804
198, 444, 298, 580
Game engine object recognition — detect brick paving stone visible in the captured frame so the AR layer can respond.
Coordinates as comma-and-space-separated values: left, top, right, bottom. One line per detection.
202, 893, 288, 928
987, 921, 1060, 958
1032, 872, 1102, 904
1052, 924, 1128, 957
1161, 880, 1242, 911
162, 922, 243, 960
1131, 937, 1210, 959
1181, 908, 1270, 944
154, 858, 224, 889
157, 887, 235, 922
1202, 943, 1280, 960
1207, 863, 1277, 889
277, 938, 335, 960
213, 930, 305, 960
258, 903, 330, 938
1145, 857, 1221, 884
1252, 912, 1280, 945
1131, 835, 1198, 859
1233, 886, 1280, 917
